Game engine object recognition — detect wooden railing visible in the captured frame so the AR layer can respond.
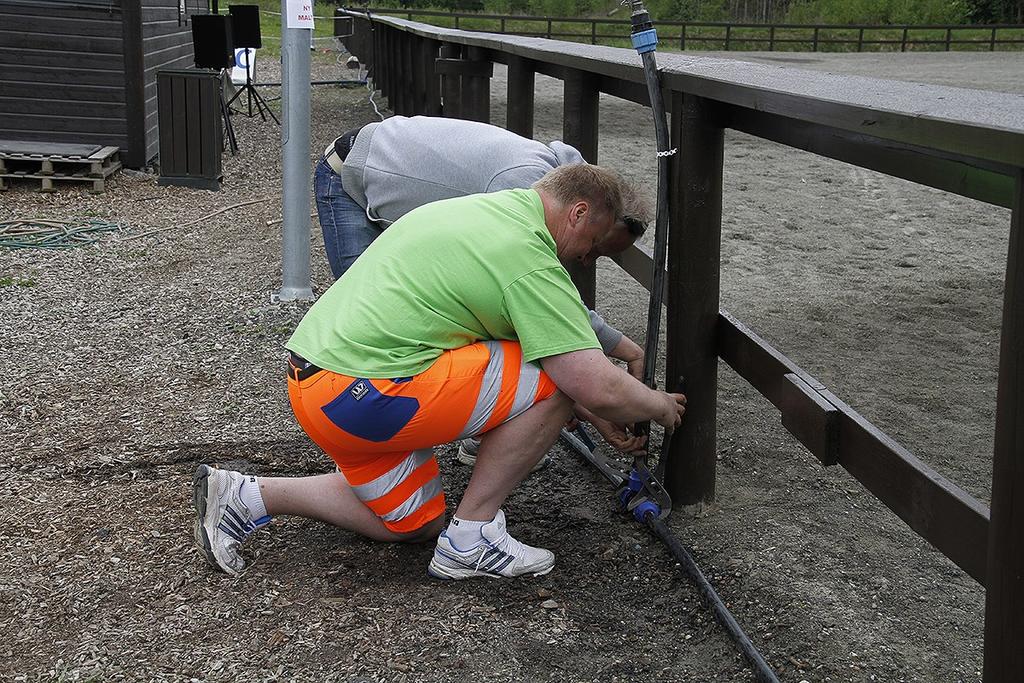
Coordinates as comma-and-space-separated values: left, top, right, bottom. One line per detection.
337, 10, 1024, 680
356, 8, 1024, 52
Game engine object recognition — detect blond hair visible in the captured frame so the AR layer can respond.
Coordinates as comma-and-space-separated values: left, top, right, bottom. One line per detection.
620, 182, 652, 236
533, 164, 636, 223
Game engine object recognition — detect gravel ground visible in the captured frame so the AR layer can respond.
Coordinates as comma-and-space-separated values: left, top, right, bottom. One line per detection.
1, 47, 1021, 682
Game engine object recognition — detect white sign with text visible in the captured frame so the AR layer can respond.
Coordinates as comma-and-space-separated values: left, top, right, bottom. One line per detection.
285, 0, 314, 29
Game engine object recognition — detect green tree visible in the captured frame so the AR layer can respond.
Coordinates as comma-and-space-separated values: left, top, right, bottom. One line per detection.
966, 0, 1024, 22
785, 0, 969, 24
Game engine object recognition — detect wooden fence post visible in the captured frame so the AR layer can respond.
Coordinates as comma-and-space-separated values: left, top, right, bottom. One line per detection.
990, 27, 998, 51
562, 69, 599, 308
506, 55, 535, 138
769, 25, 775, 51
664, 90, 724, 510
983, 170, 1024, 682
421, 38, 442, 116
857, 27, 864, 51
368, 18, 380, 85
901, 26, 909, 52
462, 46, 491, 123
680, 23, 686, 50
374, 26, 386, 101
400, 32, 414, 114
439, 42, 462, 119
388, 28, 399, 107
945, 27, 952, 51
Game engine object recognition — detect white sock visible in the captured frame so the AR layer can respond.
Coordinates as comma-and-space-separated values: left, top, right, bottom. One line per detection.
239, 475, 269, 522
445, 516, 488, 550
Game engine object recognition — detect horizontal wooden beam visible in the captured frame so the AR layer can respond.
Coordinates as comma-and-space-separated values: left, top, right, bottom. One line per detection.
434, 57, 493, 78
718, 310, 991, 585
722, 104, 1016, 209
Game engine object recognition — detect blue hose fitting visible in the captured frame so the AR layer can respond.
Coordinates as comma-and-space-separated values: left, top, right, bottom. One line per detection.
631, 28, 658, 54
633, 499, 660, 522
618, 470, 644, 510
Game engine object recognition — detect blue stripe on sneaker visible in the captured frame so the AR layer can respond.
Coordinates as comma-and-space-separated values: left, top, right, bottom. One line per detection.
492, 555, 515, 573
217, 522, 244, 542
481, 549, 511, 571
220, 512, 248, 538
224, 506, 253, 531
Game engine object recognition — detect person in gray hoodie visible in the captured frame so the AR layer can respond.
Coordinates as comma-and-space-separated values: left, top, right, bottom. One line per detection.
314, 115, 650, 461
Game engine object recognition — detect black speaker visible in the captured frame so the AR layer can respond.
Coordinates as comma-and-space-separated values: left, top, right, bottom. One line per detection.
229, 5, 262, 49
191, 14, 234, 69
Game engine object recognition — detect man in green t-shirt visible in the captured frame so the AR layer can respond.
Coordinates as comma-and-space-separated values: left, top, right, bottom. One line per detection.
192, 164, 686, 580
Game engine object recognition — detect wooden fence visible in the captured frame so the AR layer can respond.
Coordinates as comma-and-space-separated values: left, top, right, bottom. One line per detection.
360, 8, 1024, 52
337, 10, 1024, 680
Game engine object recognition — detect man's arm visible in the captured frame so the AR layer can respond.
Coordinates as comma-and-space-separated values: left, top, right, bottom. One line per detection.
587, 310, 644, 380
540, 348, 684, 428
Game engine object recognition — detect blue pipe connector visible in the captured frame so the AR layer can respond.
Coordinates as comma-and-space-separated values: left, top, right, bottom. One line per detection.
632, 499, 661, 522
631, 28, 658, 54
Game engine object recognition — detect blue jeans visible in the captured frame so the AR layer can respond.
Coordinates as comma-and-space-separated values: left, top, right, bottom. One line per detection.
314, 158, 383, 279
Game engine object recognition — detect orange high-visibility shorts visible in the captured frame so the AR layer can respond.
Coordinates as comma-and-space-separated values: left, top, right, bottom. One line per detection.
287, 340, 558, 533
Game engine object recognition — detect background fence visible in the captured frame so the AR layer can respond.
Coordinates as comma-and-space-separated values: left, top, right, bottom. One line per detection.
357, 8, 1024, 52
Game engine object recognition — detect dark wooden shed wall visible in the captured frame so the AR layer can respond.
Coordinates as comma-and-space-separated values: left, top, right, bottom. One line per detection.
0, 0, 128, 149
0, 0, 201, 168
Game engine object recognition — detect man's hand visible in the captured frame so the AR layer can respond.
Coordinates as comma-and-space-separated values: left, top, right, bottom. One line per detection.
574, 405, 647, 453
591, 415, 647, 453
609, 335, 644, 382
654, 392, 687, 430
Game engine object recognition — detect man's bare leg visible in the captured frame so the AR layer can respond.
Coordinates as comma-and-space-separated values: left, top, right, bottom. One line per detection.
259, 473, 443, 542
454, 390, 572, 522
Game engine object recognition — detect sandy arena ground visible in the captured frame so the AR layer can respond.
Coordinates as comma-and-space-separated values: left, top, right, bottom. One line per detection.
1, 46, 1022, 682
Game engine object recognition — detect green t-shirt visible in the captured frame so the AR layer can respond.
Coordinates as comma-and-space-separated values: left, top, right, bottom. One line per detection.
287, 188, 599, 377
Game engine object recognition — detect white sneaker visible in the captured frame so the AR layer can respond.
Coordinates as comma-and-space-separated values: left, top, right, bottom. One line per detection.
192, 464, 270, 576
456, 438, 551, 472
427, 509, 555, 580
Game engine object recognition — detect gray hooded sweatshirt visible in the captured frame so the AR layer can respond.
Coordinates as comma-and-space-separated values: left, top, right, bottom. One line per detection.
338, 115, 623, 354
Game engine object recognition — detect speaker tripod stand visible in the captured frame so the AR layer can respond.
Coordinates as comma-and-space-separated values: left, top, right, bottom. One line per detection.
219, 73, 240, 155
225, 60, 279, 124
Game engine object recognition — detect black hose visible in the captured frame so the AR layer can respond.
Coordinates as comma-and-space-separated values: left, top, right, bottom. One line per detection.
639, 49, 672, 396
632, 13, 673, 459
646, 515, 781, 683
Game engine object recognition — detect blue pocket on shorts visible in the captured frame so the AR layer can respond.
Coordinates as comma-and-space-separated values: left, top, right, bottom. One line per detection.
321, 378, 420, 442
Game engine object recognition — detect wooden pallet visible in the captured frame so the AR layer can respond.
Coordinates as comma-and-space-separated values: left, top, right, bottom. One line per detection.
0, 145, 122, 193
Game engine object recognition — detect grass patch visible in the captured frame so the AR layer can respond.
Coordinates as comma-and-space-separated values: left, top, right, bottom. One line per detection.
0, 276, 36, 287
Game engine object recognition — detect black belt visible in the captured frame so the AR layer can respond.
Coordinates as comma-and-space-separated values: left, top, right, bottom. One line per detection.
288, 351, 323, 381
323, 125, 365, 175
